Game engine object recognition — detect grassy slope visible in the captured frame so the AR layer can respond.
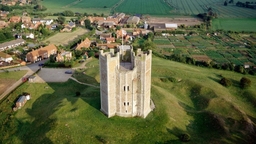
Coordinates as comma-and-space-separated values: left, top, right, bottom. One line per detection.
1, 57, 256, 143
212, 18, 256, 32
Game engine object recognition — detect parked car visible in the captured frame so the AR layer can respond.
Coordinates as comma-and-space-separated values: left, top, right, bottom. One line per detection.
38, 63, 44, 66
65, 70, 72, 74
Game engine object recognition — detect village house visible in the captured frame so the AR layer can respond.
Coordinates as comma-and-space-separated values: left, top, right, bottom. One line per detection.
26, 44, 57, 63
56, 51, 72, 62
0, 11, 9, 20
106, 37, 115, 44
21, 16, 31, 23
0, 51, 13, 63
116, 29, 127, 39
32, 18, 53, 25
0, 20, 8, 28
76, 38, 91, 50
61, 22, 76, 32
97, 43, 119, 50
9, 16, 21, 23
1, 1, 16, 6
0, 39, 25, 51
100, 33, 112, 40
25, 33, 34, 39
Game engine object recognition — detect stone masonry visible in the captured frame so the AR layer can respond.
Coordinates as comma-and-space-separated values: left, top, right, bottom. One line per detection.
99, 45, 152, 118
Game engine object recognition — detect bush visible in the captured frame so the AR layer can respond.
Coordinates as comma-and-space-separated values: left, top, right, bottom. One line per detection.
240, 77, 251, 88
220, 77, 232, 87
179, 133, 191, 142
75, 91, 81, 97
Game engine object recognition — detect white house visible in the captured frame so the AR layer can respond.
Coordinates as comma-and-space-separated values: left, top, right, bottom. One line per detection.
0, 51, 13, 63
32, 18, 53, 25
25, 33, 34, 39
165, 23, 178, 29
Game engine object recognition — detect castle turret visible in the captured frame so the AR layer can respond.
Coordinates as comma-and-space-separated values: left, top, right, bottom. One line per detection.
99, 45, 152, 118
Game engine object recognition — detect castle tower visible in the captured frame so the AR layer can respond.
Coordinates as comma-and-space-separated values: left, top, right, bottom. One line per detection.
99, 45, 152, 118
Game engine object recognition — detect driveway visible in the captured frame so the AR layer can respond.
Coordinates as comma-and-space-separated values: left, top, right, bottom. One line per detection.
35, 68, 74, 83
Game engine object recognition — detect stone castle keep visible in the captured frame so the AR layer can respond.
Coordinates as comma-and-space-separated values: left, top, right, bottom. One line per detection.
99, 45, 152, 118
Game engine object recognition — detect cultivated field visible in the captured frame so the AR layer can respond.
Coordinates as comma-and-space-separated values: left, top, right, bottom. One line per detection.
42, 0, 113, 14
212, 18, 256, 32
1, 57, 256, 143
115, 0, 172, 15
154, 33, 256, 65
43, 27, 88, 46
167, 0, 256, 18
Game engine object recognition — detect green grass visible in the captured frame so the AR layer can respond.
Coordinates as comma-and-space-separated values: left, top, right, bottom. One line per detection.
115, 0, 172, 15
42, 0, 112, 14
43, 27, 88, 46
1, 57, 256, 143
212, 18, 256, 32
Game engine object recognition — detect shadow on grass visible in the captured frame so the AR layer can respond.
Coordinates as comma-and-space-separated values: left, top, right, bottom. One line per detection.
9, 79, 101, 143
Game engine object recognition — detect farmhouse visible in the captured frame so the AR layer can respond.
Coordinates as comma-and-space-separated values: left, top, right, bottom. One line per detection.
26, 44, 57, 63
149, 23, 177, 32
76, 38, 91, 50
0, 51, 13, 63
9, 16, 21, 23
0, 11, 9, 19
56, 51, 72, 62
0, 20, 8, 28
32, 18, 53, 25
0, 39, 25, 51
106, 37, 115, 44
21, 16, 31, 23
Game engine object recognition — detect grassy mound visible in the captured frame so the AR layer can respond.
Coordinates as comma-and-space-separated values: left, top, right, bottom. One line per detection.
0, 56, 256, 143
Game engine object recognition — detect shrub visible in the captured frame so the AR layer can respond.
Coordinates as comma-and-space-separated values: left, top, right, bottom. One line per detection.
240, 77, 251, 88
220, 77, 232, 87
179, 133, 191, 142
76, 91, 81, 97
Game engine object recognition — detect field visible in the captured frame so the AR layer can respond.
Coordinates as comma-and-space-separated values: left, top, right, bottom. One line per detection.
42, 0, 116, 14
154, 33, 256, 65
43, 27, 88, 46
166, 0, 256, 18
0, 57, 256, 143
212, 18, 256, 32
115, 0, 172, 15
0, 70, 27, 95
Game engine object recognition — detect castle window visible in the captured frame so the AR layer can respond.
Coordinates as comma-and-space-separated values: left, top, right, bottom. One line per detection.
124, 102, 126, 106
127, 86, 129, 91
126, 110, 127, 113
124, 86, 125, 91
127, 102, 129, 106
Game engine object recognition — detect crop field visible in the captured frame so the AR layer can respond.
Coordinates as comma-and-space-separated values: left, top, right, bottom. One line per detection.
166, 0, 256, 18
43, 27, 88, 46
42, 0, 115, 14
1, 57, 256, 143
212, 18, 256, 32
154, 33, 256, 65
115, 0, 172, 15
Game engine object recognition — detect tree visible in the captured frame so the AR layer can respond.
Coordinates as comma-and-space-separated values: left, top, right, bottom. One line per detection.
84, 19, 92, 30
224, 1, 228, 6
57, 16, 65, 25
240, 77, 251, 88
0, 33, 6, 42
49, 55, 55, 63
220, 77, 232, 87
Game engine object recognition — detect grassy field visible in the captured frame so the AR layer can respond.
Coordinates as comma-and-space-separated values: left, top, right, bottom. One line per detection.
167, 0, 256, 18
0, 70, 27, 95
212, 18, 256, 32
43, 27, 88, 46
0, 57, 256, 143
41, 0, 116, 14
115, 0, 172, 15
